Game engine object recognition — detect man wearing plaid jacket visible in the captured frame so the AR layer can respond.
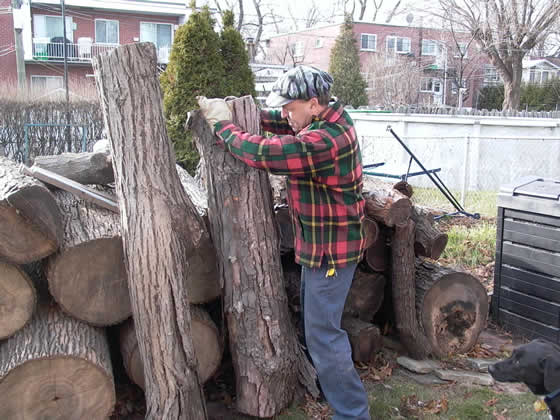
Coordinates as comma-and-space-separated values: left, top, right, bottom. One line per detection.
198, 65, 370, 420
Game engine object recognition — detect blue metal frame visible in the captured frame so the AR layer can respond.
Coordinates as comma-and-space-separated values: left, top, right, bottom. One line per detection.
24, 123, 88, 163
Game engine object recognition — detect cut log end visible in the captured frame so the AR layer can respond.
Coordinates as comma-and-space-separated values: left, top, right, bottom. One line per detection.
0, 262, 36, 339
0, 357, 115, 419
48, 237, 131, 326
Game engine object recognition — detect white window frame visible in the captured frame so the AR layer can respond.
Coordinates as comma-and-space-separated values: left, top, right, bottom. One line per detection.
33, 14, 73, 42
420, 77, 442, 94
421, 39, 437, 56
454, 42, 468, 58
451, 78, 467, 94
140, 22, 174, 48
315, 38, 323, 49
95, 19, 119, 45
386, 36, 411, 54
31, 75, 63, 92
291, 41, 304, 59
484, 66, 500, 85
360, 33, 377, 51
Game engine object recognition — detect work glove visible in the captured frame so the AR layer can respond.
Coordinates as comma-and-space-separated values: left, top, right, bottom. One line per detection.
196, 96, 232, 129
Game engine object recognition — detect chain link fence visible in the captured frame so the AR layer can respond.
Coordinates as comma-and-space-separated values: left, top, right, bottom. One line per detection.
359, 135, 560, 217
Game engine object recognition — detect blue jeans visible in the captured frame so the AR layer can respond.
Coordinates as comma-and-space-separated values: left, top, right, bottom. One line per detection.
301, 262, 370, 420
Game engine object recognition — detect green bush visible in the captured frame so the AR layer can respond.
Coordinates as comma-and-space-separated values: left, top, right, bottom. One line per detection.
520, 78, 560, 111
160, 4, 225, 174
329, 15, 368, 108
476, 85, 504, 110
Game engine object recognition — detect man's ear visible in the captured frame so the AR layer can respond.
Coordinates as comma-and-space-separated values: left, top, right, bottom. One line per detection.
544, 354, 560, 392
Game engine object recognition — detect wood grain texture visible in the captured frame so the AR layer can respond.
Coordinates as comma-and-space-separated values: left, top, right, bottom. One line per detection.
0, 261, 36, 339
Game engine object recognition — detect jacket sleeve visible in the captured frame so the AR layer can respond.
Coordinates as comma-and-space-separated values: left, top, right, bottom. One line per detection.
260, 109, 295, 135
214, 120, 337, 176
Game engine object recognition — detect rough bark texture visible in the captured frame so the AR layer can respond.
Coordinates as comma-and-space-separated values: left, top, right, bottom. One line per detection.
120, 306, 223, 390
415, 259, 489, 358
341, 316, 382, 362
0, 261, 36, 340
343, 269, 386, 322
32, 152, 114, 185
363, 217, 380, 249
363, 187, 412, 227
411, 206, 448, 260
192, 96, 317, 417
47, 188, 130, 326
393, 180, 413, 198
391, 220, 431, 359
0, 274, 114, 419
365, 228, 388, 272
93, 42, 208, 420
0, 156, 62, 264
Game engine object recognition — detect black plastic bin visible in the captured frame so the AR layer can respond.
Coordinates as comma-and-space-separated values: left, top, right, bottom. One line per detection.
492, 176, 560, 342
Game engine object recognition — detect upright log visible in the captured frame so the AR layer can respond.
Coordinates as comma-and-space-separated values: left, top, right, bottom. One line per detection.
343, 269, 386, 322
0, 262, 36, 340
94, 43, 209, 419
192, 96, 318, 417
47, 188, 130, 326
363, 187, 412, 227
120, 306, 223, 390
0, 156, 63, 264
0, 272, 115, 419
391, 220, 431, 359
415, 259, 489, 357
32, 151, 114, 185
365, 227, 388, 272
411, 205, 448, 260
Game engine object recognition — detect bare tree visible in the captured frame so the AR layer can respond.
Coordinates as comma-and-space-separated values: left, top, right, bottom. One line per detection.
431, 0, 560, 110
357, 0, 368, 20
214, 0, 244, 30
371, 0, 384, 21
385, 0, 402, 23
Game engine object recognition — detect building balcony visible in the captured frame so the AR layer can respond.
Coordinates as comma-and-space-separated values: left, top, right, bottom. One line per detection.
31, 38, 170, 64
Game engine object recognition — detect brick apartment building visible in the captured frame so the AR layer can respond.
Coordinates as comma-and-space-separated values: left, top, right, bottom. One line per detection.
265, 21, 497, 108
0, 0, 191, 97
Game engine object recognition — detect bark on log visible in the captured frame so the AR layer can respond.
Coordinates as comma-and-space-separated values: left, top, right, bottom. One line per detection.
363, 187, 412, 227
0, 261, 36, 340
415, 259, 489, 358
120, 306, 223, 390
391, 220, 431, 359
341, 316, 382, 363
47, 188, 130, 326
365, 228, 388, 272
192, 96, 318, 417
0, 277, 115, 419
0, 156, 63, 264
411, 206, 448, 260
363, 217, 380, 249
93, 42, 209, 419
32, 152, 114, 185
393, 180, 413, 198
343, 269, 386, 322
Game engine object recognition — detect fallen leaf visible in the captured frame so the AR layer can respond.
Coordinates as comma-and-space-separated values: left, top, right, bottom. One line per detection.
534, 399, 548, 412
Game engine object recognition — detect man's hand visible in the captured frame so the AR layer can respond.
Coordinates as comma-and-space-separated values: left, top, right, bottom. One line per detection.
196, 96, 232, 128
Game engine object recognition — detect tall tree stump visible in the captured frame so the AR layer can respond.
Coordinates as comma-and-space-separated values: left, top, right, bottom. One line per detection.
415, 259, 489, 357
47, 188, 130, 326
94, 42, 210, 419
0, 156, 63, 264
120, 306, 223, 390
0, 262, 36, 340
192, 96, 317, 417
0, 272, 115, 419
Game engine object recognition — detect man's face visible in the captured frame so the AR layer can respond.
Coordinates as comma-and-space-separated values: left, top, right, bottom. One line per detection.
281, 99, 316, 133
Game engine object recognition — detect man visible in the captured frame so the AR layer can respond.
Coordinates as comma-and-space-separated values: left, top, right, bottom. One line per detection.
198, 65, 370, 420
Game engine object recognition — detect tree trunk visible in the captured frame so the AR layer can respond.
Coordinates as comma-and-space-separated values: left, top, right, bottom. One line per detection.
390, 220, 431, 359
0, 276, 115, 419
120, 306, 223, 390
411, 206, 448, 260
341, 316, 382, 363
192, 96, 318, 417
0, 156, 63, 264
502, 56, 523, 111
93, 42, 208, 420
363, 187, 412, 227
343, 269, 386, 322
32, 151, 114, 185
0, 261, 36, 340
46, 188, 130, 326
415, 259, 489, 358
363, 217, 380, 249
365, 227, 388, 272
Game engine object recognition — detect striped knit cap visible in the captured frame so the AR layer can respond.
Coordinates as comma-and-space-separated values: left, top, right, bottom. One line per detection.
266, 65, 334, 108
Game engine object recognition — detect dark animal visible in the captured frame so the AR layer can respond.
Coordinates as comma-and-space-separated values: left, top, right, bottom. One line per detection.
488, 339, 560, 420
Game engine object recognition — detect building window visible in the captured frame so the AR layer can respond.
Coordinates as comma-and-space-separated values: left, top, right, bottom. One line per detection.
315, 38, 323, 48
140, 22, 173, 62
33, 15, 73, 41
421, 40, 437, 56
386, 36, 411, 54
421, 78, 442, 93
451, 79, 467, 94
361, 34, 377, 51
484, 66, 500, 85
31, 75, 63, 92
454, 42, 468, 58
95, 19, 119, 44
290, 41, 304, 59
530, 68, 554, 84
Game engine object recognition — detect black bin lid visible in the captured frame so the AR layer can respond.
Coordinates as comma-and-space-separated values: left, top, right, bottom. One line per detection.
498, 176, 560, 217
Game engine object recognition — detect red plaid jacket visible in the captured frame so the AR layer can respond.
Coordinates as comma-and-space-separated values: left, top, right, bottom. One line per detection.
214, 101, 365, 270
